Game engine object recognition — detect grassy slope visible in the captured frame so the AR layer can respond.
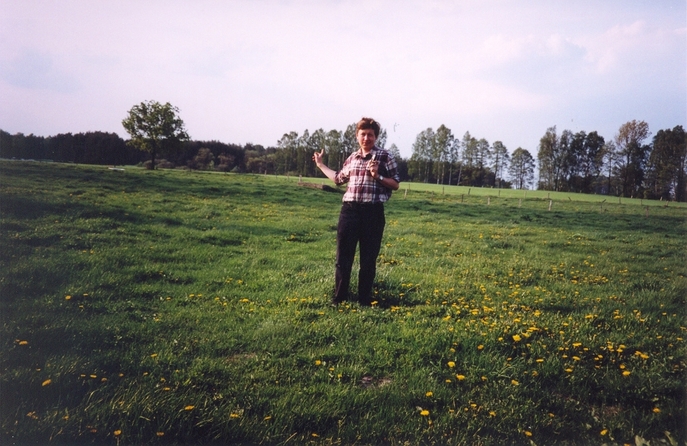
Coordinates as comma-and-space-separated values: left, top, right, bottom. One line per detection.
1, 161, 685, 445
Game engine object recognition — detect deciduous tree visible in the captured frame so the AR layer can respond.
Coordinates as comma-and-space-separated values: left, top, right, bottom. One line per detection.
122, 101, 189, 169
508, 147, 535, 189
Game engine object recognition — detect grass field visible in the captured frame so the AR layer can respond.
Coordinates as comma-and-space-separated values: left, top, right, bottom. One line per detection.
1, 161, 685, 445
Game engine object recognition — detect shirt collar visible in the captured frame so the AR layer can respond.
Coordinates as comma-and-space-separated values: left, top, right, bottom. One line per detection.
354, 146, 379, 160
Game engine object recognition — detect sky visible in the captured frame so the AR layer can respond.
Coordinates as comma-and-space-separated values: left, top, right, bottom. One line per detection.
1, 0, 685, 159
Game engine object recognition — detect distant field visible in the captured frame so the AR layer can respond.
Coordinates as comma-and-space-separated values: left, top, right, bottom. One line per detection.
294, 173, 687, 207
1, 161, 685, 445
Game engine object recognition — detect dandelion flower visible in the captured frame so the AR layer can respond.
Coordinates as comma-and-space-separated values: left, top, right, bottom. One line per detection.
420, 410, 430, 416
230, 413, 240, 418
622, 370, 631, 376
511, 379, 519, 386
156, 432, 164, 437
652, 407, 660, 413
565, 368, 573, 373
184, 405, 195, 411
456, 374, 466, 381
314, 360, 322, 366
600, 429, 608, 436
489, 411, 496, 417
18, 340, 28, 345
477, 345, 484, 350
447, 361, 455, 368
425, 391, 433, 397
42, 379, 52, 387
524, 430, 532, 437
512, 334, 522, 342
114, 430, 122, 437
65, 295, 71, 300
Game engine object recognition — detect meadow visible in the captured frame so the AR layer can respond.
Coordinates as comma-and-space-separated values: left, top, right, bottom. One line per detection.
1, 161, 685, 445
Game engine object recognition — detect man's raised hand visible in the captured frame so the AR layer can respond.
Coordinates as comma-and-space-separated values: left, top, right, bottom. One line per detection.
312, 149, 325, 166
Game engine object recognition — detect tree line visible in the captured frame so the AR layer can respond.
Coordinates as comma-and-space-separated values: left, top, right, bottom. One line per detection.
537, 121, 686, 201
2, 100, 684, 201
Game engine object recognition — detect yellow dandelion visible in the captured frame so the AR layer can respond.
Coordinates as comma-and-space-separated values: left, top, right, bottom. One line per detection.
420, 410, 430, 416
230, 413, 240, 418
114, 430, 122, 436
42, 379, 52, 387
156, 432, 165, 437
536, 358, 544, 363
652, 407, 660, 413
184, 405, 195, 411
447, 361, 455, 368
524, 430, 532, 437
456, 374, 466, 381
477, 345, 484, 350
264, 416, 272, 420
489, 411, 496, 417
314, 360, 322, 366
572, 342, 582, 348
511, 379, 519, 386
622, 370, 631, 376
572, 356, 581, 361
65, 295, 71, 300
426, 391, 433, 397
512, 334, 522, 342
311, 433, 319, 437
18, 340, 28, 345
565, 368, 573, 373
600, 429, 608, 436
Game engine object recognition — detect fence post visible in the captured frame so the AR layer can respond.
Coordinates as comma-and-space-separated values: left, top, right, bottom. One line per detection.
518, 198, 522, 208
548, 200, 553, 211
487, 197, 491, 205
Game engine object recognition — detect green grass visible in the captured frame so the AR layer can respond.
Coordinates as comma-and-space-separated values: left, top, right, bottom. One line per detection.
1, 161, 686, 445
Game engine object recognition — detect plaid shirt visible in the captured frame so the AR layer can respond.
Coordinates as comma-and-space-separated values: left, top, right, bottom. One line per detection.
334, 147, 400, 203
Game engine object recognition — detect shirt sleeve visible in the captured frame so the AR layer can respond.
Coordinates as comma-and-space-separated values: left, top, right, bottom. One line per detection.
384, 152, 401, 183
334, 158, 351, 185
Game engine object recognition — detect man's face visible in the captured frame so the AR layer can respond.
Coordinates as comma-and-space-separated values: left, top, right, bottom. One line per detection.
357, 129, 377, 152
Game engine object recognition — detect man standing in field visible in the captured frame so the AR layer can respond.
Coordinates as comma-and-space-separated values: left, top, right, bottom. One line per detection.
313, 117, 400, 306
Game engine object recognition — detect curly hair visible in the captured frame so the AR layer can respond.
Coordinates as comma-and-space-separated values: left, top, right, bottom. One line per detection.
356, 117, 381, 137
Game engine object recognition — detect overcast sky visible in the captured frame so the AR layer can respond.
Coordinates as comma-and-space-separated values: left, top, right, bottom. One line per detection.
1, 0, 685, 158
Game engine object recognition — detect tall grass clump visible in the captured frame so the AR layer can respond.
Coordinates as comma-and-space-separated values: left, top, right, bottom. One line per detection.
1, 161, 685, 445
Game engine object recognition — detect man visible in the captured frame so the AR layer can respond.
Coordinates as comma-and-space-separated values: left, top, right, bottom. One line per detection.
313, 117, 400, 306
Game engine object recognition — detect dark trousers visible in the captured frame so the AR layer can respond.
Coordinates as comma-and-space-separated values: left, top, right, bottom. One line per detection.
334, 202, 385, 305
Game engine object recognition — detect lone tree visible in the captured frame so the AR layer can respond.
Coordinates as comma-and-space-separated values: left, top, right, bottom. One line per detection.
122, 100, 190, 169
